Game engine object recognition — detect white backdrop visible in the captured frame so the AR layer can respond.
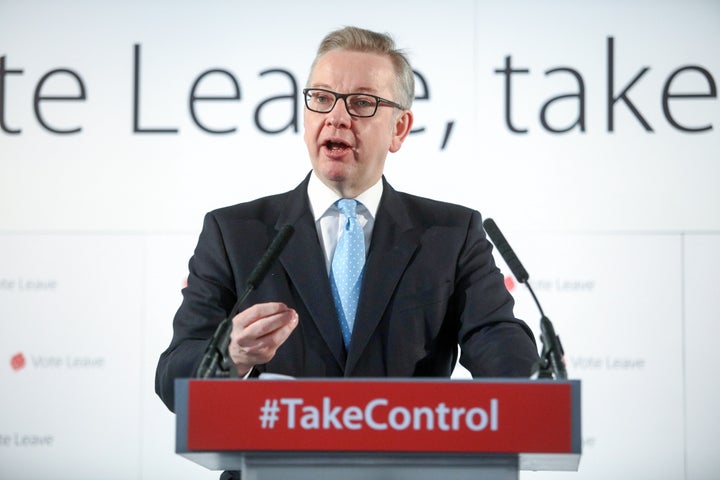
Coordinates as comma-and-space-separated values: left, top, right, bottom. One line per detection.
1, 1, 719, 479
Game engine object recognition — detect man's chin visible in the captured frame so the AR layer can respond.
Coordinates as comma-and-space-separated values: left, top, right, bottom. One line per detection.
316, 164, 350, 184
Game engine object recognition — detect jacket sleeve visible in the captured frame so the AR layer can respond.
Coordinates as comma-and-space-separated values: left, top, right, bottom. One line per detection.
455, 211, 539, 377
155, 212, 238, 411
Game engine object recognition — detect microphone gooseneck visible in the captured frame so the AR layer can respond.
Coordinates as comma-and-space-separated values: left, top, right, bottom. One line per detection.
195, 225, 295, 379
482, 218, 567, 380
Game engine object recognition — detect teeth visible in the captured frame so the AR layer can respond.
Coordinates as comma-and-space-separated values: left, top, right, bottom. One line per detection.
326, 141, 348, 150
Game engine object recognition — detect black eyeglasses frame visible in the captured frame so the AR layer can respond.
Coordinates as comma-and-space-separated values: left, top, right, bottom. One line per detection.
302, 88, 406, 118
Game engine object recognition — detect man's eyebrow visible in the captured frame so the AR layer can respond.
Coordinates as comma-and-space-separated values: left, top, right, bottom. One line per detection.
308, 84, 380, 95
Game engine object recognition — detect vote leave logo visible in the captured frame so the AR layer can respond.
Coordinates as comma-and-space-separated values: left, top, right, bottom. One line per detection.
10, 352, 26, 371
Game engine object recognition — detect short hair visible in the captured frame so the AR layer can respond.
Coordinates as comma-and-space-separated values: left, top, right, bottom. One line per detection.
308, 26, 415, 109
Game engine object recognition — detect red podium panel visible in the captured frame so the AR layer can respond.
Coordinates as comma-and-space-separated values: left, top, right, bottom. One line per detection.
176, 378, 581, 474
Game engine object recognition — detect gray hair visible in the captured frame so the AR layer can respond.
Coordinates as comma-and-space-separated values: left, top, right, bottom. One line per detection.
308, 26, 415, 109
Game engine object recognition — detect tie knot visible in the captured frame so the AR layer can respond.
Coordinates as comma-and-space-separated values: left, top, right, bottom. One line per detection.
336, 198, 358, 219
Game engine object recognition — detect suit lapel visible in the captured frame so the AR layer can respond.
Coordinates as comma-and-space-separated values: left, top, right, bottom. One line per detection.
345, 179, 420, 374
276, 175, 347, 370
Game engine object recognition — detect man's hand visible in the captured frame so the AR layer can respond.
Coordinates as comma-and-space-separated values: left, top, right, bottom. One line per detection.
228, 302, 298, 376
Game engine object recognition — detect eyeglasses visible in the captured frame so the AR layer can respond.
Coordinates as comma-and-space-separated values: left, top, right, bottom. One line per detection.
303, 88, 405, 118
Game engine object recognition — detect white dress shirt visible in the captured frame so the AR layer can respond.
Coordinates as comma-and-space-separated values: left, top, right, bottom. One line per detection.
307, 172, 383, 275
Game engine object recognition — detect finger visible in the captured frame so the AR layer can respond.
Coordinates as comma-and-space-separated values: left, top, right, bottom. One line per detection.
232, 302, 291, 329
251, 310, 298, 345
230, 311, 298, 364
238, 308, 297, 340
231, 310, 298, 354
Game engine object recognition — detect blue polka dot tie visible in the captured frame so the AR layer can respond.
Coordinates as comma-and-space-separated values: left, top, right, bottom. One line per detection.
330, 199, 365, 348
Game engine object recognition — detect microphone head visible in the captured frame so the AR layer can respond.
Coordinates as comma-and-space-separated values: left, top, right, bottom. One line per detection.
482, 217, 530, 283
246, 225, 295, 289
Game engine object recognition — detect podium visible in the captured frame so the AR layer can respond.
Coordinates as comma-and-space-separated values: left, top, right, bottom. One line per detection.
175, 378, 581, 479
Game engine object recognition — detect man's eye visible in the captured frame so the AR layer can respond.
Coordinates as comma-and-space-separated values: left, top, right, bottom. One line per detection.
350, 97, 374, 108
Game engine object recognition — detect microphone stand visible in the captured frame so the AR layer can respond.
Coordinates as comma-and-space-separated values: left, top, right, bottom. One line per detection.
525, 281, 567, 380
195, 224, 295, 379
195, 288, 254, 379
482, 218, 567, 380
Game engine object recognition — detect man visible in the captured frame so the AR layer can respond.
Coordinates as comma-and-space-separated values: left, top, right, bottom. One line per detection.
155, 26, 538, 412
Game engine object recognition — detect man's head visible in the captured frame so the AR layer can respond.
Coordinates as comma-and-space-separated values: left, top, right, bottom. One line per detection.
309, 27, 415, 110
303, 27, 415, 198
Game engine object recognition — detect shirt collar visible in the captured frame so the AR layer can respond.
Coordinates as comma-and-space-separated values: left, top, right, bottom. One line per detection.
308, 172, 383, 221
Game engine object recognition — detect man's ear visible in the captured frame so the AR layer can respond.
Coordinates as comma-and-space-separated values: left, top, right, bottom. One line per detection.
389, 110, 414, 153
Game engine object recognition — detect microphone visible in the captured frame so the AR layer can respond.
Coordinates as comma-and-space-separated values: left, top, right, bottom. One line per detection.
482, 218, 567, 380
482, 218, 528, 283
195, 224, 295, 379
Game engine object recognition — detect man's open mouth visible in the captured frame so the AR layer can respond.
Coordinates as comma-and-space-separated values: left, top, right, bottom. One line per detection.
325, 140, 350, 151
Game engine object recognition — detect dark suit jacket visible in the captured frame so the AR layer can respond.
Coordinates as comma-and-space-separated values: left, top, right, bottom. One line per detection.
156, 174, 538, 411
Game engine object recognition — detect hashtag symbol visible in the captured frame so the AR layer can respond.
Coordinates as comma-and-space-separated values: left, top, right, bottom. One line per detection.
259, 399, 280, 429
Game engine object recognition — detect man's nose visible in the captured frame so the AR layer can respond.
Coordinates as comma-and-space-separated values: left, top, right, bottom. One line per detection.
325, 98, 352, 128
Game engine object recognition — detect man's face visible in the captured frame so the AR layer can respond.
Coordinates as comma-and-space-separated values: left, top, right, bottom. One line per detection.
303, 49, 413, 198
